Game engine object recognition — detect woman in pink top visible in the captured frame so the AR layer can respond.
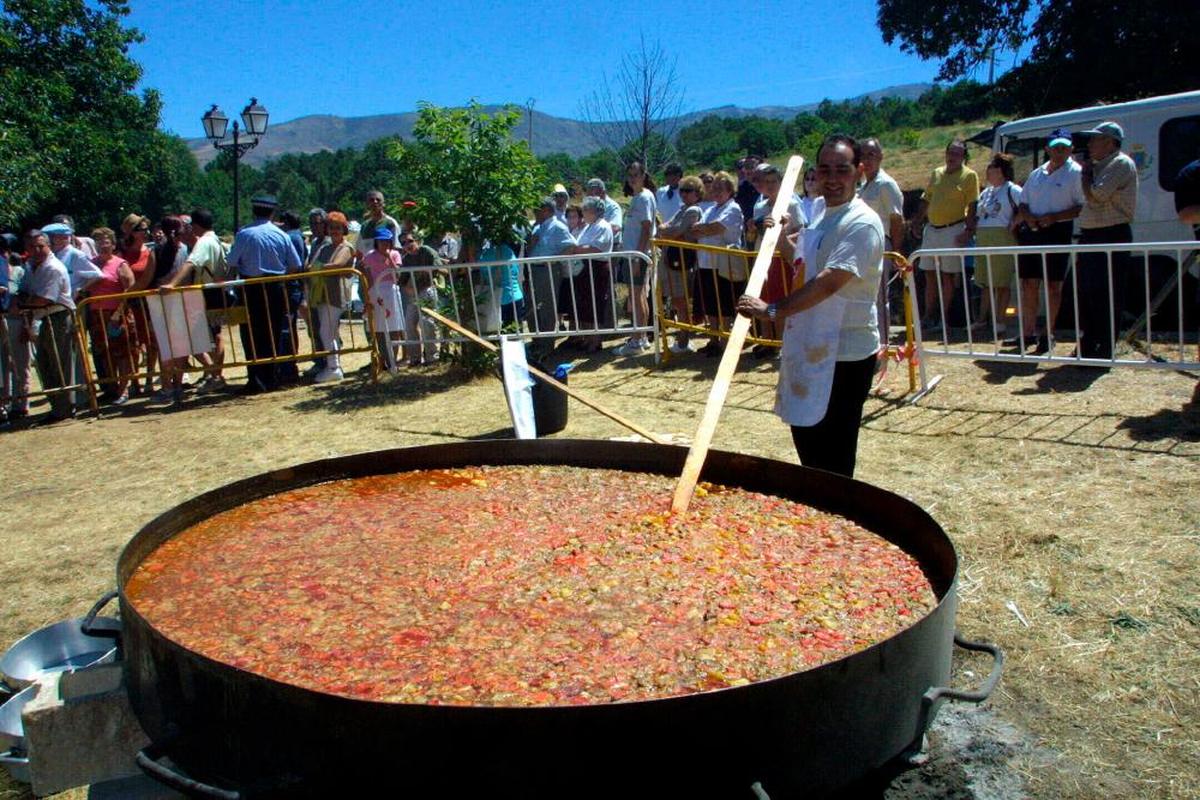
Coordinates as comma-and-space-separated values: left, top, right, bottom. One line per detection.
361, 228, 404, 373
88, 227, 137, 404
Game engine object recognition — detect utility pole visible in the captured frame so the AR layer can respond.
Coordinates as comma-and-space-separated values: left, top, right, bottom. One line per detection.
526, 98, 536, 152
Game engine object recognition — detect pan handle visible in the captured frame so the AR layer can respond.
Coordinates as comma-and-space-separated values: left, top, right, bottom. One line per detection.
905, 632, 1005, 760
136, 745, 241, 800
80, 590, 122, 641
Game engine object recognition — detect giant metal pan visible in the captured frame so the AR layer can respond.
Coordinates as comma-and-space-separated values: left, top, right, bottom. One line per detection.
102, 440, 1002, 799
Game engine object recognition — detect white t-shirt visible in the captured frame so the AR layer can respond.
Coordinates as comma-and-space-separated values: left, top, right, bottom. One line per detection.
1022, 160, 1084, 217
752, 193, 806, 231
977, 181, 1023, 229
858, 168, 903, 241
624, 188, 657, 254
575, 221, 614, 253
797, 197, 883, 361
697, 199, 743, 270
800, 196, 825, 229
656, 185, 683, 225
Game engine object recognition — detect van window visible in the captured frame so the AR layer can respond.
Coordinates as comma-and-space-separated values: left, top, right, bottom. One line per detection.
1002, 136, 1045, 184
1159, 115, 1200, 191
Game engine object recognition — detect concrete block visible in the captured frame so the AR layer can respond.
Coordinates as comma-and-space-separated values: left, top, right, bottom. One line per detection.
22, 671, 150, 797
59, 664, 123, 702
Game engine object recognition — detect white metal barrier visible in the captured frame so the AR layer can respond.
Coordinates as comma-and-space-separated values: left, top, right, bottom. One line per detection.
909, 240, 1200, 371
387, 250, 658, 360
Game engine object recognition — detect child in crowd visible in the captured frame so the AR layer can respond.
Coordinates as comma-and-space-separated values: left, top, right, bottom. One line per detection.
362, 228, 404, 373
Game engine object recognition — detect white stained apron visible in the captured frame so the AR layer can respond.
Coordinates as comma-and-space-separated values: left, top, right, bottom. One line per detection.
774, 229, 848, 427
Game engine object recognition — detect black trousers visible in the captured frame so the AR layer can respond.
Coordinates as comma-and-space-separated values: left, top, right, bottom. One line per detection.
1077, 223, 1132, 359
789, 354, 877, 478
239, 280, 287, 391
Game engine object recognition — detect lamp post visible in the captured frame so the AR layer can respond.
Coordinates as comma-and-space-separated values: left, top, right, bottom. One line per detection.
201, 98, 270, 231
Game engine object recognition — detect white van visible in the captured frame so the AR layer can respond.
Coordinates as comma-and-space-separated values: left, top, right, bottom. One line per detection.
990, 90, 1200, 244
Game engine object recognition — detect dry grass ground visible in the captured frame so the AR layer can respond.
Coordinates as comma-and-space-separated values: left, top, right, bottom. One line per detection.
0, 339, 1197, 799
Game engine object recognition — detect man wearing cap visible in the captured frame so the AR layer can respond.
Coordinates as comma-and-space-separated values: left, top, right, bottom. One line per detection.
43, 222, 102, 301
43, 221, 103, 396
1077, 121, 1138, 361
656, 164, 684, 225
17, 230, 76, 422
227, 195, 302, 393
51, 215, 97, 259
909, 140, 979, 332
1014, 128, 1084, 353
552, 185, 570, 222
526, 197, 577, 358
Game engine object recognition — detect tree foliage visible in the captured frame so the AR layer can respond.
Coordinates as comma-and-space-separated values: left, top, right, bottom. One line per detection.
390, 103, 546, 249
0, 0, 198, 230
877, 0, 1200, 113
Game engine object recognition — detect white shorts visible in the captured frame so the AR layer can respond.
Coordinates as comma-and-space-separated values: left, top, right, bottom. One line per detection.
919, 221, 967, 274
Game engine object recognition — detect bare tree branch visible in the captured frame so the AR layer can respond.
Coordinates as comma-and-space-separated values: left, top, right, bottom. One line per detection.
577, 36, 686, 172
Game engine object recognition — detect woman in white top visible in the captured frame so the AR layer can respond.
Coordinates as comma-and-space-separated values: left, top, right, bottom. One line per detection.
615, 161, 658, 356
971, 153, 1022, 337
688, 170, 745, 355
564, 196, 614, 353
799, 167, 826, 229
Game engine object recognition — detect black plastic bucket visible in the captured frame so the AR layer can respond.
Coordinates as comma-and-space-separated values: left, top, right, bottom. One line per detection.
530, 362, 568, 436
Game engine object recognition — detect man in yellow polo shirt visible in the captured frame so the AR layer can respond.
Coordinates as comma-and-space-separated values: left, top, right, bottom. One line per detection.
910, 140, 979, 333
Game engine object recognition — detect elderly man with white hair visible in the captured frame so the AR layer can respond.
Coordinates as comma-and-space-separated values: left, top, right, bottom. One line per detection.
585, 178, 623, 249
17, 230, 77, 423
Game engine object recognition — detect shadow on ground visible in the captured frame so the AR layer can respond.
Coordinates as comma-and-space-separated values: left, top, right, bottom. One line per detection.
1117, 407, 1200, 443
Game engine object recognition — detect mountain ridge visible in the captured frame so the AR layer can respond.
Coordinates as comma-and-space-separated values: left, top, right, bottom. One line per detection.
186, 83, 932, 167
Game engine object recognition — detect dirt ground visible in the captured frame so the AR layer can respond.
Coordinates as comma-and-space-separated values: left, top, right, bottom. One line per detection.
0, 338, 1197, 799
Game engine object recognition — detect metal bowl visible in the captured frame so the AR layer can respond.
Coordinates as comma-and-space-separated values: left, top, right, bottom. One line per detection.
0, 685, 36, 783
0, 617, 119, 691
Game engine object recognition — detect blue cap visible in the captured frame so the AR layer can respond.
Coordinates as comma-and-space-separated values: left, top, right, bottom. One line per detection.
372, 227, 395, 241
42, 222, 72, 236
1047, 128, 1072, 149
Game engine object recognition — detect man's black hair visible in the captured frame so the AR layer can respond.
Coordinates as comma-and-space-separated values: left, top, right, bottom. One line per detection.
818, 133, 862, 166
190, 208, 215, 230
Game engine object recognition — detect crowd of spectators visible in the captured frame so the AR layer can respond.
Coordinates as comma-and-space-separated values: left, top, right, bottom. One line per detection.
1, 118, 1186, 427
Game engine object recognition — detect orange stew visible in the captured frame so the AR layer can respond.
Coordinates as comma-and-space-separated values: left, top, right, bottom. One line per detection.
126, 466, 936, 706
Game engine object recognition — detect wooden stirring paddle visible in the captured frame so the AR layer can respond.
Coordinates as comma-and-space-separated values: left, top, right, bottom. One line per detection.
671, 154, 805, 514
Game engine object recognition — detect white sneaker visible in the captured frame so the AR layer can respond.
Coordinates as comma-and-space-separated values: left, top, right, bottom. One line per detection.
669, 339, 691, 354
615, 338, 652, 357
314, 367, 344, 383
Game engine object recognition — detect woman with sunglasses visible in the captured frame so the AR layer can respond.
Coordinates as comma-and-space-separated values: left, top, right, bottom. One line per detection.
120, 214, 157, 395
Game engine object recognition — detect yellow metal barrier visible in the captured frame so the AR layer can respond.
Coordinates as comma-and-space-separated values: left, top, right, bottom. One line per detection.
652, 238, 795, 362
652, 239, 921, 395
1, 305, 97, 417
74, 268, 380, 409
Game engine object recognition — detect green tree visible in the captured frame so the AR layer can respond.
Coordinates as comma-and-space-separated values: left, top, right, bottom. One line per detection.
676, 116, 738, 168
877, 0, 1200, 114
0, 0, 170, 229
391, 102, 545, 251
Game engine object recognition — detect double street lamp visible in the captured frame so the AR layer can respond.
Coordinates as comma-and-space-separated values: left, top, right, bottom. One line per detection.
201, 98, 270, 231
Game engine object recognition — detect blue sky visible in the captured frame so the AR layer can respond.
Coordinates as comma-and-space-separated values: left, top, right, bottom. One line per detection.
125, 0, 1020, 137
